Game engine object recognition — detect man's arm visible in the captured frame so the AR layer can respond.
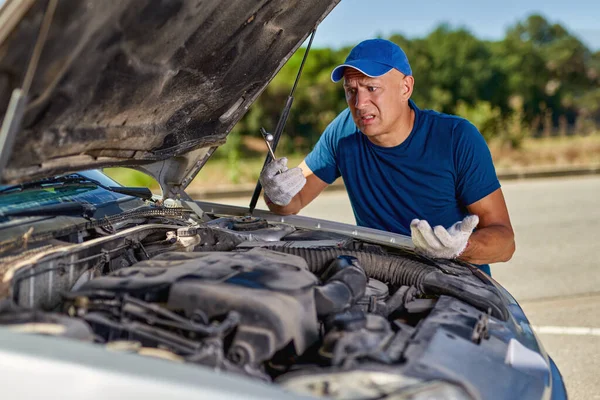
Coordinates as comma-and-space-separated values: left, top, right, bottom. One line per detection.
266, 160, 329, 215
458, 188, 515, 264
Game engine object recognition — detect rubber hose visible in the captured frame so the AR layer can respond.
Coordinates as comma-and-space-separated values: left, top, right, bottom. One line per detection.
263, 245, 508, 320
314, 256, 368, 317
384, 285, 412, 316
261, 245, 436, 290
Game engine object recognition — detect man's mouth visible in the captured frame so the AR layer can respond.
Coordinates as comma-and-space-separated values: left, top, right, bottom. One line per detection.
360, 114, 375, 124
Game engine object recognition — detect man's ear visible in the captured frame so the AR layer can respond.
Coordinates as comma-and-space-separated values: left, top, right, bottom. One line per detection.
402, 75, 415, 99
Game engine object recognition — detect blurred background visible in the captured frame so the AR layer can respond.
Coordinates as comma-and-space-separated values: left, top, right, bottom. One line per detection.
106, 0, 600, 190
101, 1, 599, 398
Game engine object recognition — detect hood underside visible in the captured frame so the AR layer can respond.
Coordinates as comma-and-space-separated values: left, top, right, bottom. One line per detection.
0, 0, 339, 184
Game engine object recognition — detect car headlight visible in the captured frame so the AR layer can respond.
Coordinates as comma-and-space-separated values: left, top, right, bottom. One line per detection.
280, 370, 474, 400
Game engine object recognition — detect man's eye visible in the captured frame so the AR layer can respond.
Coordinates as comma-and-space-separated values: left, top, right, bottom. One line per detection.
367, 86, 377, 92
346, 88, 356, 95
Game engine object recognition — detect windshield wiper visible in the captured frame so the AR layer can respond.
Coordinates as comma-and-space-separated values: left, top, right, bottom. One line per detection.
0, 202, 96, 219
0, 175, 153, 200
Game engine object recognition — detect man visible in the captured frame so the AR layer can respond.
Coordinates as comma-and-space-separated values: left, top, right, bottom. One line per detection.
259, 39, 515, 274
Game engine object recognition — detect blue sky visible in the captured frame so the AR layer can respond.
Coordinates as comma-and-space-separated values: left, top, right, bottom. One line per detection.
1, 0, 596, 50
313, 0, 600, 50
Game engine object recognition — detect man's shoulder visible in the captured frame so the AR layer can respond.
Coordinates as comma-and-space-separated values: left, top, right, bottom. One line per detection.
419, 107, 471, 130
413, 105, 486, 156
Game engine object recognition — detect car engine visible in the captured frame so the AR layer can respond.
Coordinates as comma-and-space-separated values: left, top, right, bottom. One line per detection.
0, 211, 510, 398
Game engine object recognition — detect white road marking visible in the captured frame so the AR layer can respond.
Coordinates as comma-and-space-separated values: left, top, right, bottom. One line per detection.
533, 326, 600, 336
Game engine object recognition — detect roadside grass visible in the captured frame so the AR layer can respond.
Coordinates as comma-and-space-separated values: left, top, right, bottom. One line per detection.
490, 134, 600, 169
190, 153, 306, 189
104, 134, 600, 190
103, 154, 306, 191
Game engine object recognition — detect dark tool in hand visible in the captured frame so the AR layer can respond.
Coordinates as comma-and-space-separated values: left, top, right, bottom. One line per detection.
248, 29, 317, 214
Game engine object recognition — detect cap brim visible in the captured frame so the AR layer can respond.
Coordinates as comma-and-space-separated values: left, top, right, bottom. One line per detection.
330, 60, 393, 82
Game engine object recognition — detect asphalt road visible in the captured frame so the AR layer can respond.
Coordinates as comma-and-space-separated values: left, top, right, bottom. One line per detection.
213, 176, 600, 399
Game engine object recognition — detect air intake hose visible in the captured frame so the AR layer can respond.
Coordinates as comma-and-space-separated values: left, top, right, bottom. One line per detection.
260, 246, 435, 291
261, 245, 508, 320
314, 256, 368, 318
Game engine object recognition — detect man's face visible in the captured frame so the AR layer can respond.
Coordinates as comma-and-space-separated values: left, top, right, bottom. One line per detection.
343, 68, 411, 140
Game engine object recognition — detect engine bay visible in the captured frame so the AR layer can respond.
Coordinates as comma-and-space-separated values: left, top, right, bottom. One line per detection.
0, 209, 510, 398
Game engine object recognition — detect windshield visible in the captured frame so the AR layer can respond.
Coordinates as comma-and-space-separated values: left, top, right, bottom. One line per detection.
0, 170, 132, 216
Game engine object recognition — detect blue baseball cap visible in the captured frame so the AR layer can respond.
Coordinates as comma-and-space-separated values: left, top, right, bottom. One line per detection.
331, 39, 412, 82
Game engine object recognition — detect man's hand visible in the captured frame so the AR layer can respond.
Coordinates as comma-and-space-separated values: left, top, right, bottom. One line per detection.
260, 157, 306, 206
410, 215, 479, 259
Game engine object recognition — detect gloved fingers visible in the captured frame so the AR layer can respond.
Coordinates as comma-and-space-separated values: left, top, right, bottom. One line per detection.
276, 157, 290, 172
416, 220, 444, 250
412, 219, 444, 250
410, 219, 430, 251
458, 214, 479, 233
411, 223, 441, 258
274, 167, 304, 187
410, 219, 420, 229
276, 157, 289, 168
265, 167, 306, 206
433, 225, 456, 248
268, 185, 293, 206
286, 170, 307, 197
263, 157, 289, 179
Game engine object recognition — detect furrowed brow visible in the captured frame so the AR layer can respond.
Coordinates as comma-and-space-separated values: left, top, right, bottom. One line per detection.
344, 78, 381, 88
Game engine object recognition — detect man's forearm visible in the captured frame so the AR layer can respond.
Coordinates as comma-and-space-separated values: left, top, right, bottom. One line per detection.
265, 194, 302, 215
458, 225, 515, 264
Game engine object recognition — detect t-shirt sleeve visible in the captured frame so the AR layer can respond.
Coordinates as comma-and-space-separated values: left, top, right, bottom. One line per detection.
454, 120, 501, 206
304, 112, 344, 184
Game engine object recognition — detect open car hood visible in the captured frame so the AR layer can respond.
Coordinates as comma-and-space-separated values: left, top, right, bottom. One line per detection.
0, 0, 339, 192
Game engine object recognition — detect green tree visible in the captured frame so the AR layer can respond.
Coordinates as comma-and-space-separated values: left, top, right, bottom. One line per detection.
226, 13, 598, 157
503, 15, 598, 131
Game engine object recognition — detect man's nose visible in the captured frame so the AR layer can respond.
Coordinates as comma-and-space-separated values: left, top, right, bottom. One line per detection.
354, 90, 369, 109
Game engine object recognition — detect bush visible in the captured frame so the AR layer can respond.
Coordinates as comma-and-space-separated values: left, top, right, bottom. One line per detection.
455, 100, 503, 141
103, 168, 158, 189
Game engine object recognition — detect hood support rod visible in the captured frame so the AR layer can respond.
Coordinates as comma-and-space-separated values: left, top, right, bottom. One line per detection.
0, 0, 58, 174
248, 28, 317, 214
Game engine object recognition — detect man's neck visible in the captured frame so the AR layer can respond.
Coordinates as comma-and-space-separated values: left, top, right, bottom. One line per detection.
369, 106, 415, 148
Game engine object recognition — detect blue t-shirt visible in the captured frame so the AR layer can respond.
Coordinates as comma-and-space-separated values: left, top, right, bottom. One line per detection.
305, 100, 500, 275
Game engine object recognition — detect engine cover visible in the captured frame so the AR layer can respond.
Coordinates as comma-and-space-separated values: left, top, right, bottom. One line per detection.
76, 248, 319, 365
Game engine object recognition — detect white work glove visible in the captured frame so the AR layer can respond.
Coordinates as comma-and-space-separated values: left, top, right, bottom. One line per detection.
259, 157, 306, 206
410, 215, 479, 259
